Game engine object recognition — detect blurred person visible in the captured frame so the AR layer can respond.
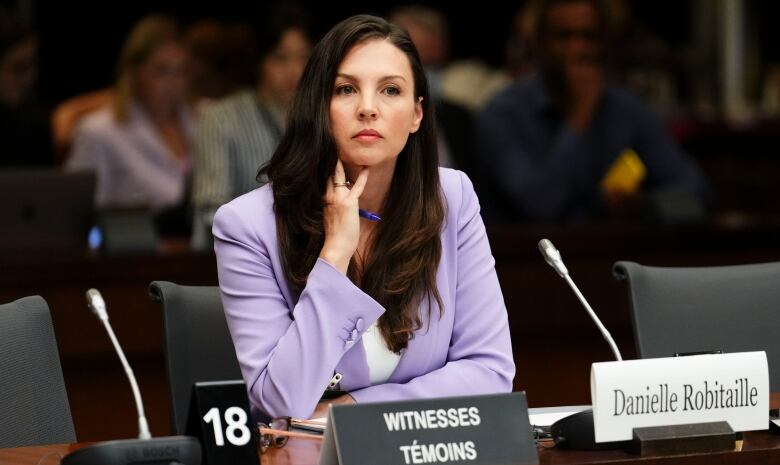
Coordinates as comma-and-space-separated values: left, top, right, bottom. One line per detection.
66, 15, 194, 232
390, 5, 476, 177
51, 88, 114, 161
389, 5, 448, 99
476, 0, 709, 223
185, 19, 257, 101
0, 9, 52, 167
440, 60, 511, 111
504, 2, 538, 79
388, 6, 511, 112
190, 6, 312, 249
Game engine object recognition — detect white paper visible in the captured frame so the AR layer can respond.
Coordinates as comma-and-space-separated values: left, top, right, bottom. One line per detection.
590, 351, 769, 442
528, 405, 591, 427
292, 417, 327, 433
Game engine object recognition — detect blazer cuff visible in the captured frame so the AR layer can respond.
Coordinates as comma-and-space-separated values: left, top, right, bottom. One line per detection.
299, 258, 385, 347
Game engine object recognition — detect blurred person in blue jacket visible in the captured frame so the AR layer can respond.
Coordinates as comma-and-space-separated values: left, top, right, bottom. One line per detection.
476, 0, 709, 223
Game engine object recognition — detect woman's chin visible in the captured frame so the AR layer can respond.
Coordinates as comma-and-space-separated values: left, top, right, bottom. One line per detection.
340, 152, 396, 169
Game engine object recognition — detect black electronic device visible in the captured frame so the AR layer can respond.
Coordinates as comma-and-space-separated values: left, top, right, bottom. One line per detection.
550, 410, 624, 450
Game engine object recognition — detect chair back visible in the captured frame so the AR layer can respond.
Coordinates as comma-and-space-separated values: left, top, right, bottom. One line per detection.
149, 281, 242, 434
0, 296, 76, 447
614, 260, 780, 390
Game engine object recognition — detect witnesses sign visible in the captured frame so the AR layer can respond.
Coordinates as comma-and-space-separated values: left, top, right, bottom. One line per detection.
318, 392, 537, 465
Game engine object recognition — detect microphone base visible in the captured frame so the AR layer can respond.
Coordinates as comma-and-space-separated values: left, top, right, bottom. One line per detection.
551, 409, 626, 450
61, 435, 202, 465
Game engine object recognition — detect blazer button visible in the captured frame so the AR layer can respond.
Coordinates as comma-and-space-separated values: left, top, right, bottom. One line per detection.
355, 318, 365, 332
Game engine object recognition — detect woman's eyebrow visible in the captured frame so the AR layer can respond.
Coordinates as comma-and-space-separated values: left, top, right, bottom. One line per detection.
336, 72, 407, 82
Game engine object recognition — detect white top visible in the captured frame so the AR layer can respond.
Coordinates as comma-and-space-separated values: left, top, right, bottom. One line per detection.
362, 322, 401, 385
66, 102, 194, 212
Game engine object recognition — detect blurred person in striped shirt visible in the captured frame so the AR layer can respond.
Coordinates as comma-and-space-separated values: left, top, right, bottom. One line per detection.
191, 4, 312, 249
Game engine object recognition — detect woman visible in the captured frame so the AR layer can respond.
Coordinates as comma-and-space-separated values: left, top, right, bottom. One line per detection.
66, 15, 194, 217
191, 10, 312, 249
213, 15, 514, 420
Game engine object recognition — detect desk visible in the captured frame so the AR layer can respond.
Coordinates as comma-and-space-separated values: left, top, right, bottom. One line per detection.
2, 222, 780, 441
2, 396, 778, 465
3, 430, 780, 465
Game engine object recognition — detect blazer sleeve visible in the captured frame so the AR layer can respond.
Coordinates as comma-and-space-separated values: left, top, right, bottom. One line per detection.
349, 171, 515, 403
213, 202, 385, 419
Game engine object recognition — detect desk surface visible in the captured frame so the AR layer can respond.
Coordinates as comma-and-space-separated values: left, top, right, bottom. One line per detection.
3, 430, 780, 465
4, 395, 779, 465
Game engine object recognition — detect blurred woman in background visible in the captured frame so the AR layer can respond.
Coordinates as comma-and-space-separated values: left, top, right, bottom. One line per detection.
66, 15, 194, 233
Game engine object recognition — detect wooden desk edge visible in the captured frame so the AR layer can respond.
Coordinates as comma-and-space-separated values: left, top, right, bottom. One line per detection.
2, 392, 778, 465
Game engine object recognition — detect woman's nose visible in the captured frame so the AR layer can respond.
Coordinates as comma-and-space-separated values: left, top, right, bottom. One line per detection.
358, 97, 378, 120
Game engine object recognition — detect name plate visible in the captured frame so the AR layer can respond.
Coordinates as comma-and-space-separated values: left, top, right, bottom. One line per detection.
591, 351, 769, 443
318, 392, 537, 465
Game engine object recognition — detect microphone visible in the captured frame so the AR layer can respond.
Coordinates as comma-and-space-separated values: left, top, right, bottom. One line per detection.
537, 239, 622, 361
538, 239, 568, 277
86, 288, 151, 439
62, 289, 201, 465
538, 239, 625, 451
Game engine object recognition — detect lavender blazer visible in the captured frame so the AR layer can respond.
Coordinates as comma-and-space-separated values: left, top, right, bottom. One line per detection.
213, 168, 515, 419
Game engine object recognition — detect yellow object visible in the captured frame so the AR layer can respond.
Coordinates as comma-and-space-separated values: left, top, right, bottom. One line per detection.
601, 149, 646, 194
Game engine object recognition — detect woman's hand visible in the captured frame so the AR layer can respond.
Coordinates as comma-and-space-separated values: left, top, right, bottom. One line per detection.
311, 394, 356, 419
319, 159, 369, 274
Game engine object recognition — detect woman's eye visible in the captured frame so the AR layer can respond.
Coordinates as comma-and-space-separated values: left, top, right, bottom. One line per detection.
336, 85, 356, 95
383, 86, 400, 96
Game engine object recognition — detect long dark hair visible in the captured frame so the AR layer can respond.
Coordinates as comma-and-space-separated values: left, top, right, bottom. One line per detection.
262, 14, 444, 353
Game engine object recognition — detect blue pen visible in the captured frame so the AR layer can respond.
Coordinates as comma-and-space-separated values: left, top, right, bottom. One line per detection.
359, 209, 381, 222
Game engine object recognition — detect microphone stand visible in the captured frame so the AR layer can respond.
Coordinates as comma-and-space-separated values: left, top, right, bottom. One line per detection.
61, 289, 202, 465
538, 239, 623, 360
537, 239, 625, 450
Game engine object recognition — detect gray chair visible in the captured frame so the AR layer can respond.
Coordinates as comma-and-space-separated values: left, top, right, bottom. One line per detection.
613, 261, 780, 390
148, 281, 242, 435
0, 296, 76, 447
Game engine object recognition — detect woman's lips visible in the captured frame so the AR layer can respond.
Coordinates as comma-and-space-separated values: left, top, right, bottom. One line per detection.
353, 129, 383, 141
